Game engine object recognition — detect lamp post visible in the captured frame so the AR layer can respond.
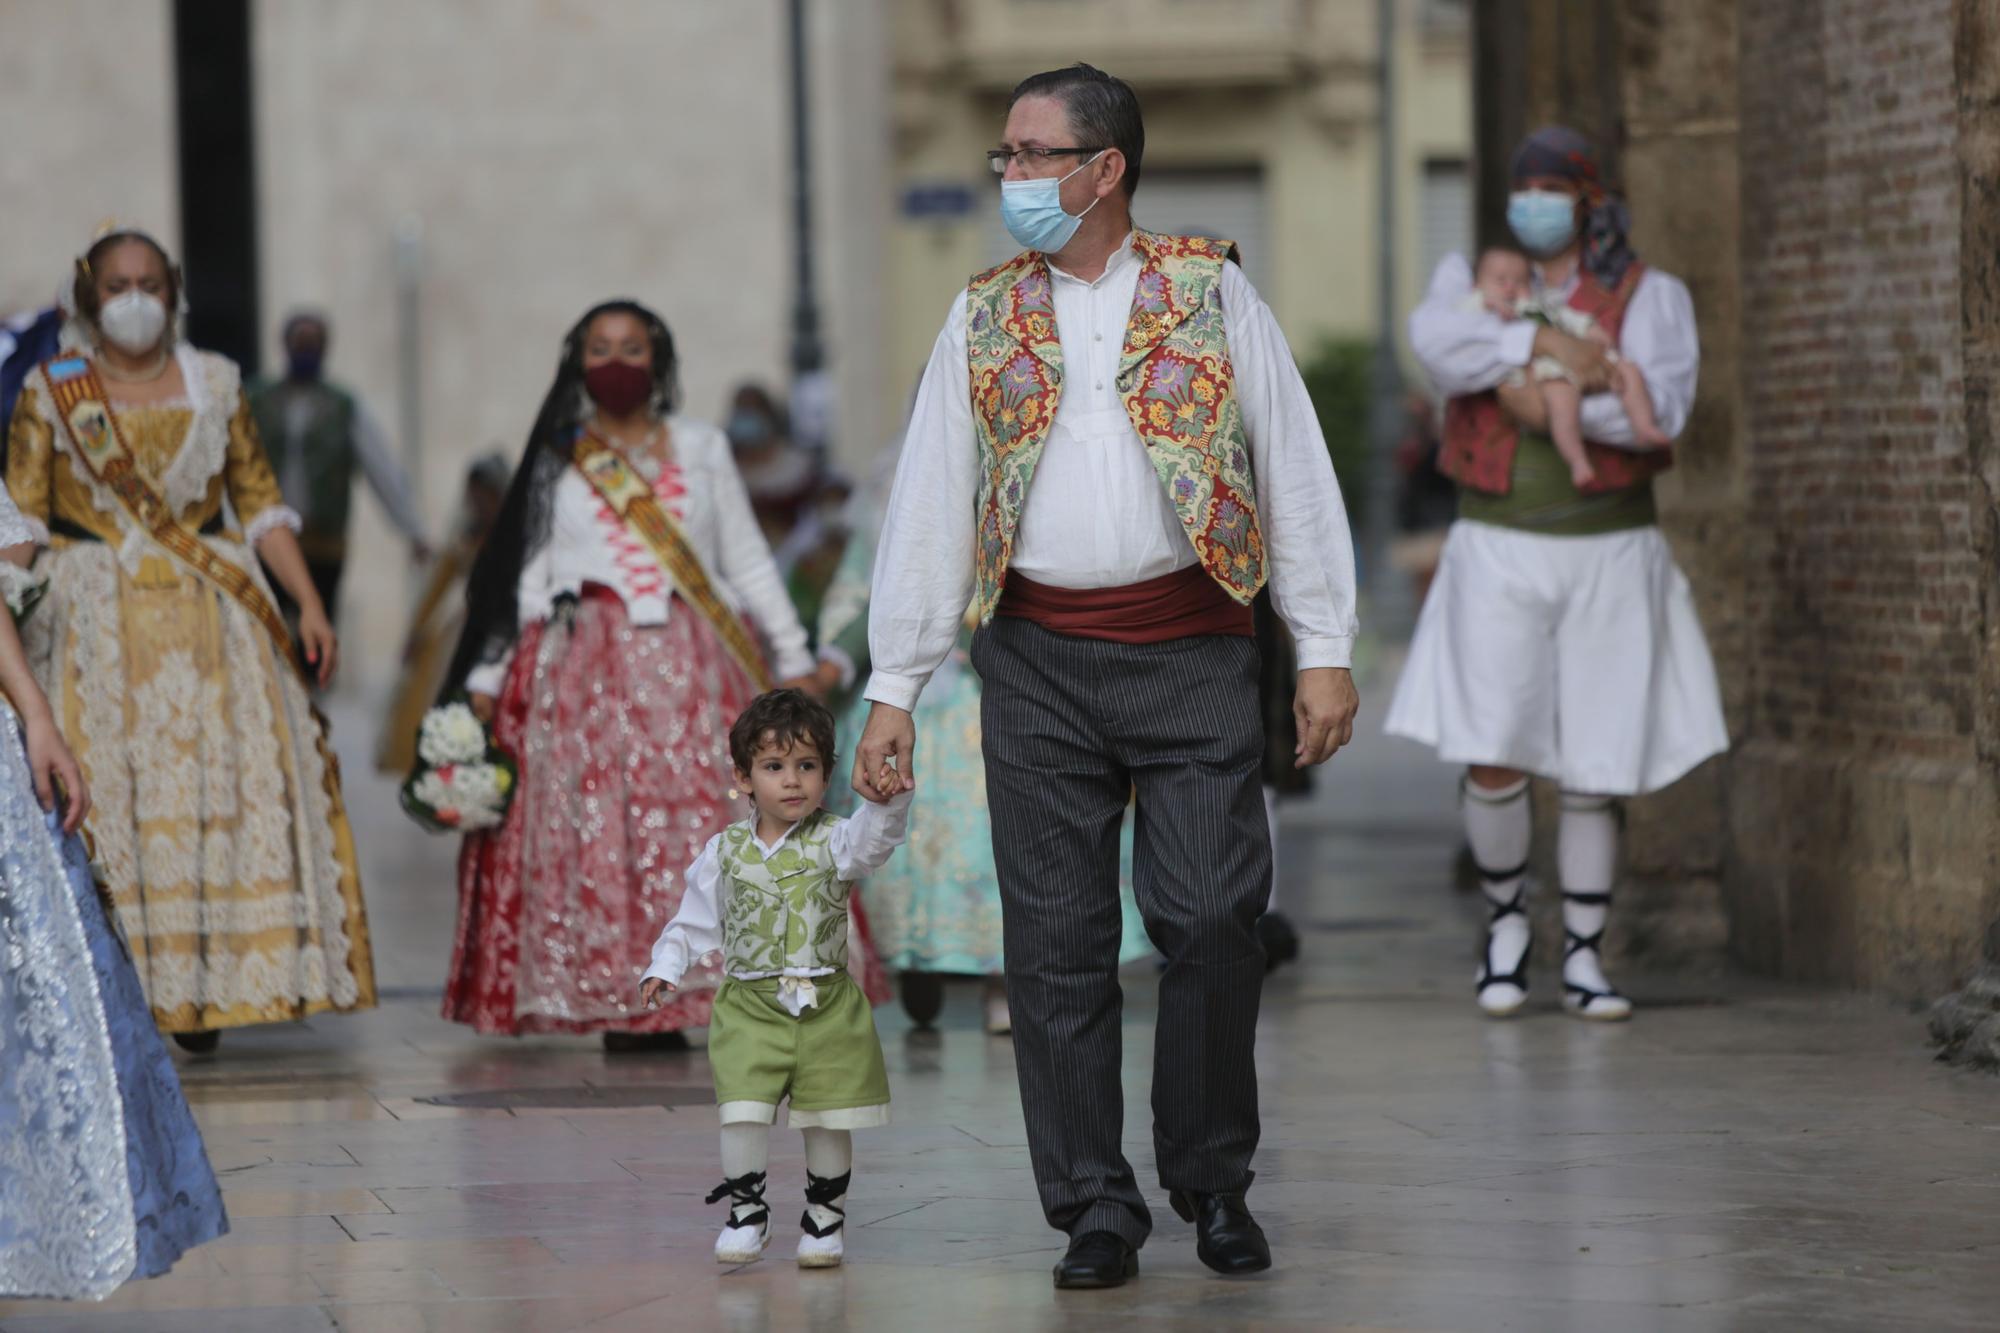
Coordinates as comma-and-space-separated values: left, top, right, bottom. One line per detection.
1365, 0, 1408, 632
785, 0, 834, 458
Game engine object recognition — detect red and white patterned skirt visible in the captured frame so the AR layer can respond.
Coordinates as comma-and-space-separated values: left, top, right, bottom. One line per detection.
444, 587, 888, 1035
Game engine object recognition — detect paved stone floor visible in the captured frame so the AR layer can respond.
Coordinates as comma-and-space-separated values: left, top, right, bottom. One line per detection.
3, 675, 1998, 1332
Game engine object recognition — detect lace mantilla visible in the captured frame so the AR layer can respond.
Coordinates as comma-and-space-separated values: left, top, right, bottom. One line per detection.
0, 702, 138, 1298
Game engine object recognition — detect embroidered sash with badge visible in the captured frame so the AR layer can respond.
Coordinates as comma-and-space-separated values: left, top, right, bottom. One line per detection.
37, 355, 305, 680
570, 429, 773, 691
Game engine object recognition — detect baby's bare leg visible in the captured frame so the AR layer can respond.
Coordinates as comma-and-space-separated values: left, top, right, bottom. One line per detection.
1539, 379, 1596, 486
1616, 360, 1672, 445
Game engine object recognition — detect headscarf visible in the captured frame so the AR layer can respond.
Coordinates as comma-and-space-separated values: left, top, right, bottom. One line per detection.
1510, 126, 1636, 290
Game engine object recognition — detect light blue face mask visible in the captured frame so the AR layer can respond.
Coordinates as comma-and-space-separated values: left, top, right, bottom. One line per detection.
1507, 188, 1579, 257
999, 151, 1106, 253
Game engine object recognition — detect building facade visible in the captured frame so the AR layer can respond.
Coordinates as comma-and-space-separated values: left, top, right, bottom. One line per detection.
883, 0, 1473, 406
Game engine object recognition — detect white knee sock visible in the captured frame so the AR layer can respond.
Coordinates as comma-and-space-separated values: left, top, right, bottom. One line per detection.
801, 1127, 852, 1233
1263, 785, 1282, 913
720, 1123, 770, 1226
1557, 792, 1619, 993
1463, 777, 1532, 995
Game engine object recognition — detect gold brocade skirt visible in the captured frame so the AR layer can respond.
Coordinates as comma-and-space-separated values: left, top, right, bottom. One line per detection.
24, 536, 376, 1031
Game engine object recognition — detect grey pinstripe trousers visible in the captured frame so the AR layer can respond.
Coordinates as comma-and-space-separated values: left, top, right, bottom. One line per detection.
971, 616, 1271, 1248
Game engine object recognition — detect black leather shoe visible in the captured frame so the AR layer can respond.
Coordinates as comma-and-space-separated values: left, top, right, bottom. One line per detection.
172, 1030, 220, 1055
1170, 1190, 1271, 1275
1052, 1231, 1139, 1289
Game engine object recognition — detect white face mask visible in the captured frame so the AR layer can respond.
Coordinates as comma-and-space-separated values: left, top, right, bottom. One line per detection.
98, 290, 169, 355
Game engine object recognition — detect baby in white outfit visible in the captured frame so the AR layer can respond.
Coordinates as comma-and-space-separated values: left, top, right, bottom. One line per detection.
1466, 247, 1670, 488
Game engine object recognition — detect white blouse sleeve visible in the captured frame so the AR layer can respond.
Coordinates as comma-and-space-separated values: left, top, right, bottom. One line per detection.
1576, 269, 1701, 449
1220, 262, 1358, 672
1407, 253, 1541, 396
697, 427, 814, 680
464, 536, 555, 698
862, 293, 979, 714
830, 788, 914, 882
644, 833, 727, 986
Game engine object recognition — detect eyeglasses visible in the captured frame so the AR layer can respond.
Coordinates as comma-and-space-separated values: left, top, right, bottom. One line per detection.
986, 146, 1105, 175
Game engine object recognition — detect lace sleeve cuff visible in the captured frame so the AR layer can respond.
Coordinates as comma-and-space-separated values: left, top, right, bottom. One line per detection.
244, 504, 304, 547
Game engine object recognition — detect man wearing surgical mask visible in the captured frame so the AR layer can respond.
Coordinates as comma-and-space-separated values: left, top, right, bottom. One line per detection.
855, 63, 1359, 1290
247, 311, 430, 629
1390, 127, 1724, 1026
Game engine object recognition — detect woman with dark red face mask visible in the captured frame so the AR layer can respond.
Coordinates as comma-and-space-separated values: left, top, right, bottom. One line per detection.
435, 300, 878, 1049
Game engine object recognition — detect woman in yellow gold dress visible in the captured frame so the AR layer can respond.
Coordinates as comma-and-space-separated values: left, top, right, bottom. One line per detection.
1, 227, 374, 1053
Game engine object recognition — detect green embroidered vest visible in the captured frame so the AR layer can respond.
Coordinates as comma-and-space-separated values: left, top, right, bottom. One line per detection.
717, 810, 850, 976
247, 379, 357, 555
963, 229, 1267, 622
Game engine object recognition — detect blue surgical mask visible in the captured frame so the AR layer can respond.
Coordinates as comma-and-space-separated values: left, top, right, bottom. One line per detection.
1507, 189, 1579, 257
999, 151, 1106, 253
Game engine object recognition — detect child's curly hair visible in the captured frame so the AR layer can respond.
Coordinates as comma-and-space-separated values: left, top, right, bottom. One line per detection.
729, 688, 837, 775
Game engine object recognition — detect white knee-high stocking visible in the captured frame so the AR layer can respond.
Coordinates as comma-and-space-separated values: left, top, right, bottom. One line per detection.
1557, 791, 1630, 1018
1464, 776, 1531, 1014
798, 1127, 852, 1267
713, 1123, 773, 1263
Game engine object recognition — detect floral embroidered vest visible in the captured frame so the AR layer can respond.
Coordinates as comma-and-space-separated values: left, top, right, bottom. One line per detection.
718, 810, 849, 976
1439, 262, 1672, 496
964, 230, 1266, 622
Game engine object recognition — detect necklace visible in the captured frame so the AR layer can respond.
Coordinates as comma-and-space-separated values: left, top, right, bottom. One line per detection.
97, 348, 171, 384
598, 422, 669, 481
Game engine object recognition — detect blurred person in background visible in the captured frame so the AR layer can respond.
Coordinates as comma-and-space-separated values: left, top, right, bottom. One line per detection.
248, 310, 430, 629
772, 466, 855, 642
724, 382, 818, 550
0, 303, 63, 444
439, 300, 887, 1051
375, 450, 510, 774
813, 438, 1154, 1035
1387, 126, 1723, 1023
3, 226, 374, 1055
1389, 387, 1455, 608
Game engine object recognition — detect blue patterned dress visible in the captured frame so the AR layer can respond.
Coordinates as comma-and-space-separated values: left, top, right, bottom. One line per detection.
0, 700, 229, 1299
821, 472, 1153, 975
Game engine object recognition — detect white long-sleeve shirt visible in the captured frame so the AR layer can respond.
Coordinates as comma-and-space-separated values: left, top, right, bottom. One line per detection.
465, 418, 813, 696
864, 233, 1359, 714
643, 790, 914, 1014
1407, 252, 1701, 447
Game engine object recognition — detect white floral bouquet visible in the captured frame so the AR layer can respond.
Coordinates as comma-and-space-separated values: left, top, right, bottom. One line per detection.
400, 698, 517, 834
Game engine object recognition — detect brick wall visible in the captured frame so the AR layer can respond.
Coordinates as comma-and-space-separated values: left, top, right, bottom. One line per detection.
1741, 0, 1970, 763
1729, 0, 1998, 994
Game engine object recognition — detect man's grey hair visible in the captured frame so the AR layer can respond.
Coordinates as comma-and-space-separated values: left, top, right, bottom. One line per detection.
1009, 64, 1144, 199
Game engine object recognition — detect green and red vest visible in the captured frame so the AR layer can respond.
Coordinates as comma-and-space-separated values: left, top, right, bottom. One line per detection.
1439, 262, 1672, 496
964, 230, 1266, 622
247, 378, 358, 559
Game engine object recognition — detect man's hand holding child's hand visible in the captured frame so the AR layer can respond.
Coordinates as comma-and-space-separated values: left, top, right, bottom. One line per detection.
639, 977, 674, 1009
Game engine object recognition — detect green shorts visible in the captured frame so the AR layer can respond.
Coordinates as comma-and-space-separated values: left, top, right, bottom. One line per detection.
709, 972, 890, 1129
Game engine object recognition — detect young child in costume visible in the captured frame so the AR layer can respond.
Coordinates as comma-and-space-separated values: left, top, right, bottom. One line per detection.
640, 688, 911, 1268
1466, 246, 1670, 488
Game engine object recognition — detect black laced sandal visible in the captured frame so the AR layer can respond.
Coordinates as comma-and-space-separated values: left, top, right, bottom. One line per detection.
707, 1170, 771, 1264
797, 1169, 850, 1268
1560, 891, 1632, 1022
1475, 858, 1532, 1017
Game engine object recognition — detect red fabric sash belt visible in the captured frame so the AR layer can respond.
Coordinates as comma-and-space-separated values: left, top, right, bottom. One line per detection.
995, 564, 1253, 644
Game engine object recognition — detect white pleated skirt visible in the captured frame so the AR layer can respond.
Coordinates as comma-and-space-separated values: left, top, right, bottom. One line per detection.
1383, 520, 1728, 796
